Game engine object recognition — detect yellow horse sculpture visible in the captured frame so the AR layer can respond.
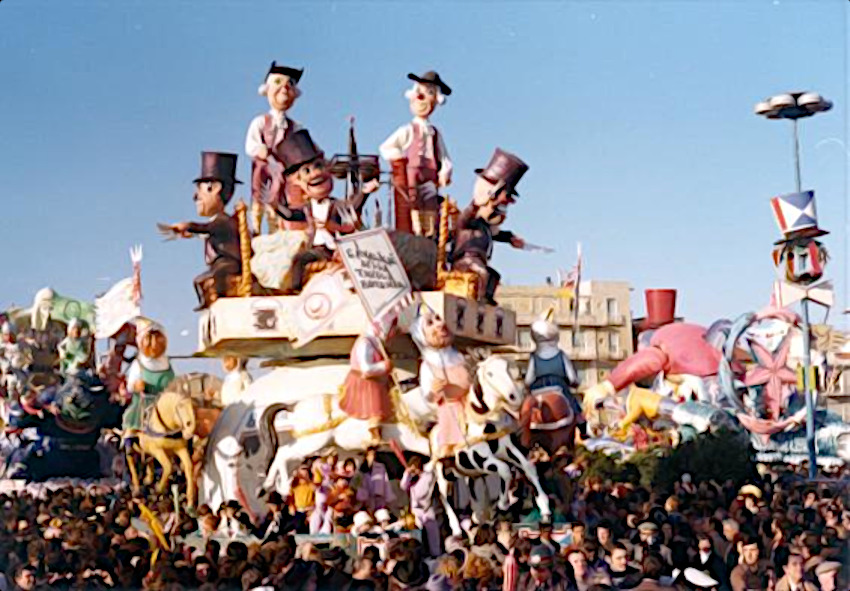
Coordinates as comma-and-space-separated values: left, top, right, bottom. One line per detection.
127, 389, 196, 507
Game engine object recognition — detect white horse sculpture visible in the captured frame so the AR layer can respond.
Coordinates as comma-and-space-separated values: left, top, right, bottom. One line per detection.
257, 355, 551, 536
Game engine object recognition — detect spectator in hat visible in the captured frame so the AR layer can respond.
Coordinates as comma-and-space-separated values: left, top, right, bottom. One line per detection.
814, 561, 841, 591
517, 545, 568, 591
254, 491, 289, 541
634, 522, 672, 565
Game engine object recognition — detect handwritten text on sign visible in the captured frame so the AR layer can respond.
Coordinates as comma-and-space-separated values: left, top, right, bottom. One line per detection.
337, 229, 411, 320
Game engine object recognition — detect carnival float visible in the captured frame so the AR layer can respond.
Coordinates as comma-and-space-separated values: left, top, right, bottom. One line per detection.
0, 62, 848, 534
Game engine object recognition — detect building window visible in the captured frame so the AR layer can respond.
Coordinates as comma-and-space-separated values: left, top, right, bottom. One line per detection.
559, 329, 573, 351
579, 297, 592, 316
518, 328, 533, 351
606, 298, 619, 319
608, 332, 619, 355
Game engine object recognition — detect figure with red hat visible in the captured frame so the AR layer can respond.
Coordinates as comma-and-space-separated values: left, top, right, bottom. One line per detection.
245, 62, 305, 234
163, 152, 243, 311
582, 290, 723, 423
339, 315, 399, 445
380, 70, 453, 238
273, 129, 378, 292
451, 148, 529, 305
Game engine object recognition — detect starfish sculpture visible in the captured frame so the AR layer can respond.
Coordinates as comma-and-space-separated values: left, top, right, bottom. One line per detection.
744, 335, 797, 420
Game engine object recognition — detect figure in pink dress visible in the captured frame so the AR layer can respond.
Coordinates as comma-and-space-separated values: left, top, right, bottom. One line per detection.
411, 305, 471, 459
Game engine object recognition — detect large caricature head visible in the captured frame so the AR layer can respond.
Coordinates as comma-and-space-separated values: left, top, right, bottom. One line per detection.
279, 130, 333, 201
136, 318, 167, 359
258, 62, 303, 113
192, 152, 241, 216
405, 71, 451, 119
472, 148, 528, 225
411, 304, 453, 350
531, 307, 559, 346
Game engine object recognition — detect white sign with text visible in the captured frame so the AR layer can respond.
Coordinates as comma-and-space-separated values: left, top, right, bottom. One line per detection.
337, 229, 412, 320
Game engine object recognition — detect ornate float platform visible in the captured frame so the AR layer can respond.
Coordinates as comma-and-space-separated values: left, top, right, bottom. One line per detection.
196, 290, 517, 359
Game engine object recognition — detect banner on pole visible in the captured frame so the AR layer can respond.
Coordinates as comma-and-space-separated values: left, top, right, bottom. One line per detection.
337, 228, 412, 320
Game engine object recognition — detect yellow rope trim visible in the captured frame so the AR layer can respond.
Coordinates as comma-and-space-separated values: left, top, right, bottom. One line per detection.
236, 200, 252, 297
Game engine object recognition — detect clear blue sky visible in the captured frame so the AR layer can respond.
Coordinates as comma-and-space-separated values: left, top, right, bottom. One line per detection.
0, 0, 847, 361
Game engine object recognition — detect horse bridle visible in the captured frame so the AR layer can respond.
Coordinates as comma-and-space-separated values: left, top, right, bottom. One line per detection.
472, 362, 520, 419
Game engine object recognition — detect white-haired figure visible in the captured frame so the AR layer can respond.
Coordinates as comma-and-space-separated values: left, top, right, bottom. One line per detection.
245, 61, 305, 234
380, 70, 453, 238
57, 318, 92, 376
410, 304, 470, 461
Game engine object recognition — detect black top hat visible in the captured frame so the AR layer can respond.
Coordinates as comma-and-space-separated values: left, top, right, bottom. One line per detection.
193, 152, 242, 185
277, 129, 324, 175
266, 61, 303, 84
266, 491, 284, 507
407, 71, 452, 96
475, 148, 528, 196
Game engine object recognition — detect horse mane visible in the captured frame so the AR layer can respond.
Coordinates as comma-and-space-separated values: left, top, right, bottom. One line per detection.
470, 370, 489, 415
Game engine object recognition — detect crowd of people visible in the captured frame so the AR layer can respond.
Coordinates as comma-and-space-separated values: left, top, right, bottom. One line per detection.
0, 447, 847, 591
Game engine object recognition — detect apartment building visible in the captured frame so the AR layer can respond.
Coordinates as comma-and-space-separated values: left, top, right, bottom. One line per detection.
497, 280, 634, 387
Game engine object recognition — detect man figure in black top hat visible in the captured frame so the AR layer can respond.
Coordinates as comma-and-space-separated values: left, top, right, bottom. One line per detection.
273, 129, 378, 291
166, 152, 243, 310
451, 148, 529, 305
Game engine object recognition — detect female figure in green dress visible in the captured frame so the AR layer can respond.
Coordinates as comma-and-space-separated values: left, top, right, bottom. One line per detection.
122, 319, 175, 443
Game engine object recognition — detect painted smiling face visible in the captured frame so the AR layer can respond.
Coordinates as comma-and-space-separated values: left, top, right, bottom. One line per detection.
290, 157, 333, 202
408, 82, 440, 118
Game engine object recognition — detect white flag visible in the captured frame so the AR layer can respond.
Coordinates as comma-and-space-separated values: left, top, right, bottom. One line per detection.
95, 277, 141, 339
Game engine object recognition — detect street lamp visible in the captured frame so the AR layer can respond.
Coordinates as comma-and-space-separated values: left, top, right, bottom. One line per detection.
755, 91, 832, 479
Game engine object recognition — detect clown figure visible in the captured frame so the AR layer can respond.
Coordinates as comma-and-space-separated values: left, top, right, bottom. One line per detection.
245, 62, 305, 234
380, 71, 453, 237
57, 319, 92, 376
274, 130, 378, 292
451, 149, 529, 305
412, 305, 471, 460
121, 320, 175, 443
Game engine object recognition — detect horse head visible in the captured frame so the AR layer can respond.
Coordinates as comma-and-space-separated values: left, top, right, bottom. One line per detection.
471, 355, 523, 417
155, 390, 196, 440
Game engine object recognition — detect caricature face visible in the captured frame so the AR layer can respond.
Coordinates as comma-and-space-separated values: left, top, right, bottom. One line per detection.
222, 356, 239, 373
409, 83, 439, 118
289, 158, 333, 201
194, 181, 226, 217
472, 177, 510, 225
140, 331, 167, 358
266, 73, 298, 112
423, 312, 452, 349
